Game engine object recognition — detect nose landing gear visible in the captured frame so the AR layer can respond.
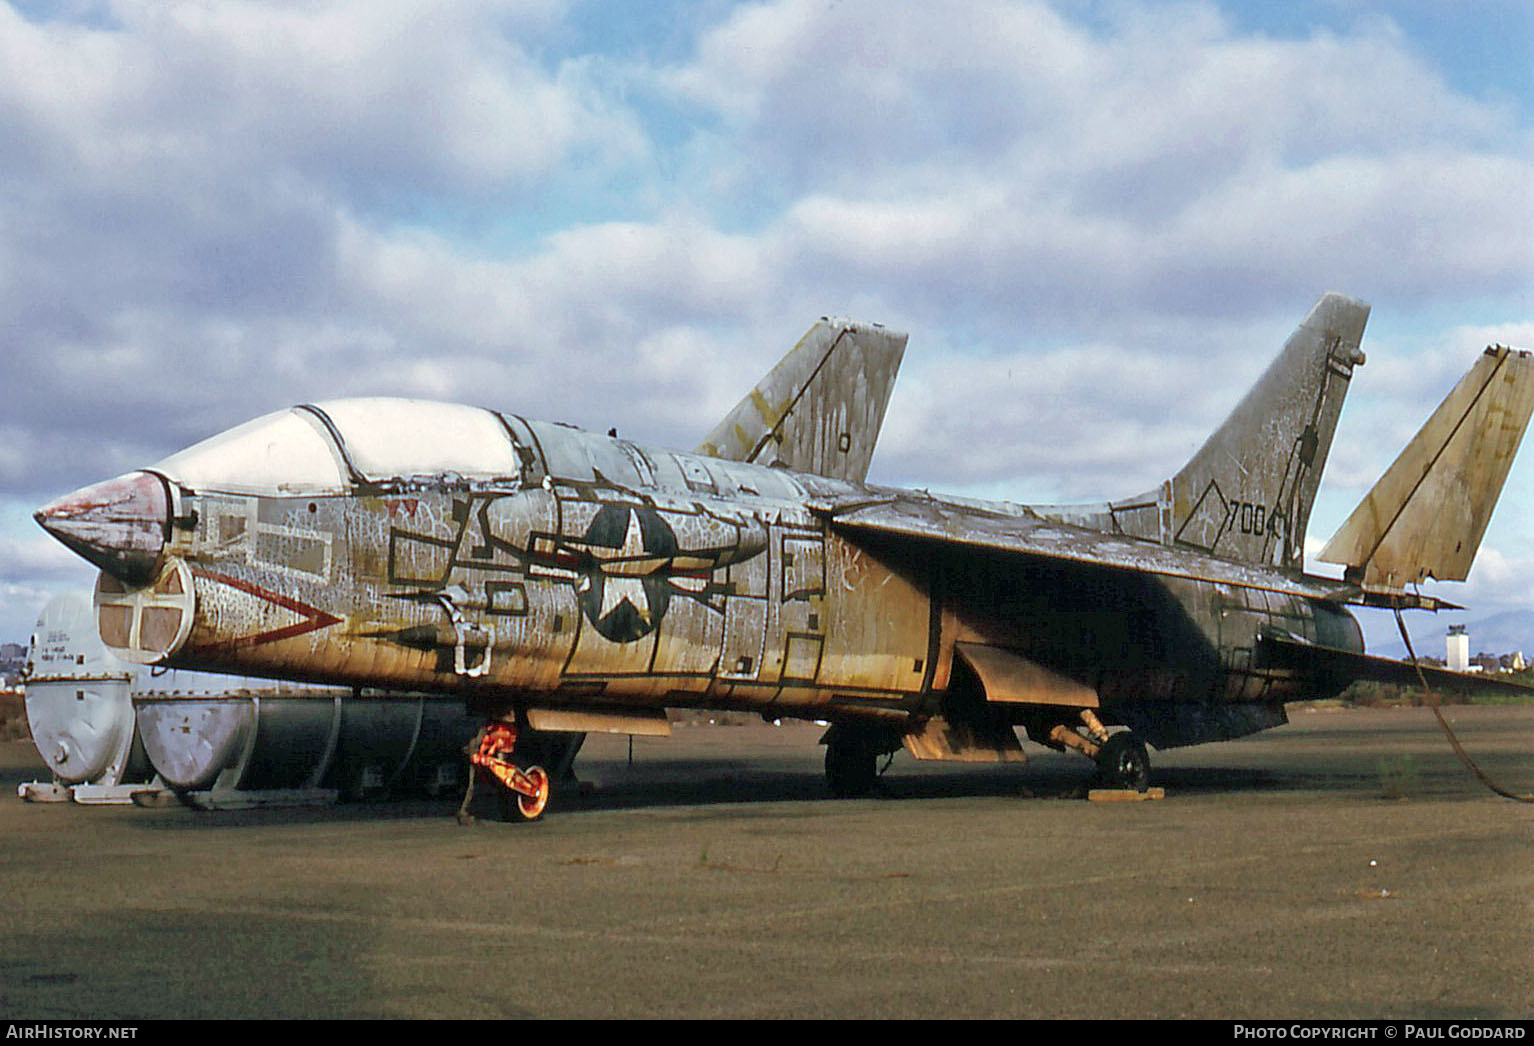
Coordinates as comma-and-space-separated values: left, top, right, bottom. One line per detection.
461, 722, 551, 822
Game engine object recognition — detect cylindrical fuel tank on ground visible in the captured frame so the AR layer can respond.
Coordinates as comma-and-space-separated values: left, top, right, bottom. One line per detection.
136, 692, 479, 798
136, 693, 340, 792
23, 594, 153, 787
331, 697, 479, 799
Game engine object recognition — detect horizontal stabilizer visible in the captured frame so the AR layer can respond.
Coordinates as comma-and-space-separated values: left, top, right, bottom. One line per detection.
1260, 633, 1534, 698
1319, 346, 1534, 591
697, 318, 906, 483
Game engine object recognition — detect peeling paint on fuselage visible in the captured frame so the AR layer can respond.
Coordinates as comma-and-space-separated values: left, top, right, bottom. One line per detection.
155, 415, 1362, 743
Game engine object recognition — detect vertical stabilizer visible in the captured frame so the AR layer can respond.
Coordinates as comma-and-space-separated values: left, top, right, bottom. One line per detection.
1167, 293, 1371, 568
1319, 346, 1534, 591
1104, 292, 1368, 570
1106, 293, 1370, 570
696, 319, 907, 484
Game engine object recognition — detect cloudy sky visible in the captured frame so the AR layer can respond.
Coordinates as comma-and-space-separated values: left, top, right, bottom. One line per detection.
2, 0, 1531, 651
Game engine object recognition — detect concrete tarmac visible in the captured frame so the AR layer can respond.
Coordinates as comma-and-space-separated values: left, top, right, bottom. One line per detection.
0, 705, 1529, 1020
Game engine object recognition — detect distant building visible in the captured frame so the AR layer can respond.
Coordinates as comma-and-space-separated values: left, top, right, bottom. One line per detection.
0, 642, 26, 689
1447, 626, 1471, 672
1441, 626, 1529, 675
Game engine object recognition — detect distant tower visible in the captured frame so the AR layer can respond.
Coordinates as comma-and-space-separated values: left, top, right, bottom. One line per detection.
1446, 625, 1470, 672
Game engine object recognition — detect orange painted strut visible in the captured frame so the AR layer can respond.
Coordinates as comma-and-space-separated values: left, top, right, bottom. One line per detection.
470, 723, 550, 819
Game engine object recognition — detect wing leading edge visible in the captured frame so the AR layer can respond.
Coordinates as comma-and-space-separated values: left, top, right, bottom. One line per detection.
812, 492, 1365, 604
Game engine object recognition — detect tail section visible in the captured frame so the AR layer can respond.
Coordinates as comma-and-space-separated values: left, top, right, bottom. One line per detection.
1108, 293, 1371, 569
1318, 345, 1534, 592
696, 318, 907, 484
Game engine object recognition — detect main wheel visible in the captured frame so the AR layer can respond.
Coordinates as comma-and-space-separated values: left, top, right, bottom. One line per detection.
513, 765, 550, 821
825, 739, 878, 798
1095, 732, 1151, 792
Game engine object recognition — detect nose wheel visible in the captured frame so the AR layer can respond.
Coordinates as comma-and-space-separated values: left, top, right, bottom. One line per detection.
465, 722, 551, 822
511, 764, 551, 820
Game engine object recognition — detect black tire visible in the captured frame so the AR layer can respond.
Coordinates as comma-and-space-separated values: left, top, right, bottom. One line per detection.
1095, 732, 1151, 792
825, 738, 878, 798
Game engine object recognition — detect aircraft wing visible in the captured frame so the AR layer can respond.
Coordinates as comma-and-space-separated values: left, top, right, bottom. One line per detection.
812, 492, 1405, 606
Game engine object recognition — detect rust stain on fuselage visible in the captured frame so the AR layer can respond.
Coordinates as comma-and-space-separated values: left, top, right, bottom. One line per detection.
157, 421, 1359, 748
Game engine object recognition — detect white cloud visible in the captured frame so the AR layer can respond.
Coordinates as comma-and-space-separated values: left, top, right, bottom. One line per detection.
0, 1, 630, 197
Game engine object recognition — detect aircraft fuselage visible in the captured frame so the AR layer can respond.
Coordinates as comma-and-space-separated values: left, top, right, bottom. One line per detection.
77, 407, 1362, 750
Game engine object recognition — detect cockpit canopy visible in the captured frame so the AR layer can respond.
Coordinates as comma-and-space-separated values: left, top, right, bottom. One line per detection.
152, 398, 532, 495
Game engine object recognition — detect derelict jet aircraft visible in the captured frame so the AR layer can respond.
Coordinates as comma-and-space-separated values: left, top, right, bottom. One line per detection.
35, 295, 1534, 817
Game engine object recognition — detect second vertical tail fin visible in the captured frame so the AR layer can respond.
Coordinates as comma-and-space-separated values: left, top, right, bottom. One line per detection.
696, 318, 907, 484
1319, 345, 1534, 592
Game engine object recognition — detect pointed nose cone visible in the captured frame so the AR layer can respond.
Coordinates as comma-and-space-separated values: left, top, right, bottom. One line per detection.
35, 472, 170, 585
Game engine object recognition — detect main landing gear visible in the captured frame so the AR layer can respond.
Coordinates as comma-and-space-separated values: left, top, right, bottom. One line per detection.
822, 723, 899, 798
1094, 731, 1151, 792
1044, 709, 1152, 792
460, 722, 551, 823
